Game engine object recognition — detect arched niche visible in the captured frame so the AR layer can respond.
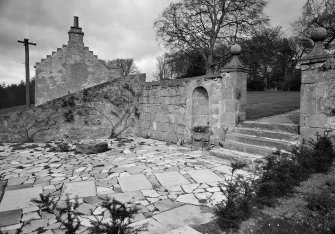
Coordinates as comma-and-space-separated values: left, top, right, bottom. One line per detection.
192, 86, 209, 127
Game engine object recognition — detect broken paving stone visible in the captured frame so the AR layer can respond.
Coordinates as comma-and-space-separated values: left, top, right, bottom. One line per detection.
83, 196, 101, 205
61, 180, 96, 200
77, 203, 97, 215
0, 223, 23, 232
0, 209, 22, 227
118, 174, 152, 192
166, 225, 202, 234
154, 171, 190, 187
209, 192, 227, 206
153, 199, 182, 212
21, 219, 48, 234
130, 218, 168, 234
176, 194, 201, 206
104, 191, 145, 204
97, 187, 114, 195
7, 176, 28, 186
187, 169, 223, 184
141, 189, 160, 198
0, 186, 42, 212
181, 184, 199, 193
153, 205, 213, 230
21, 211, 40, 222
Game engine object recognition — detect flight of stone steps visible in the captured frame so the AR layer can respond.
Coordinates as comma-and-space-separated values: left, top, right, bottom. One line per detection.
210, 121, 301, 165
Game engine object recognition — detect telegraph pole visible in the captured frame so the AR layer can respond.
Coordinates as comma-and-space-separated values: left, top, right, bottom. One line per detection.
18, 38, 36, 108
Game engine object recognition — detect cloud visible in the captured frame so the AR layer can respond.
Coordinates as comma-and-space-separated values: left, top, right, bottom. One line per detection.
0, 0, 306, 85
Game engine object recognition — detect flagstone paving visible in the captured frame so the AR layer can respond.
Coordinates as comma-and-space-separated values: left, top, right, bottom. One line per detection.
0, 137, 253, 233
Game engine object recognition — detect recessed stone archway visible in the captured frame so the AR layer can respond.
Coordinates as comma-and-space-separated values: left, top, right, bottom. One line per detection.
192, 86, 210, 127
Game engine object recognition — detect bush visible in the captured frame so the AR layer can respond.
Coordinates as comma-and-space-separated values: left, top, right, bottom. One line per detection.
214, 162, 256, 231
256, 152, 304, 206
32, 194, 145, 234
88, 197, 146, 234
257, 133, 335, 207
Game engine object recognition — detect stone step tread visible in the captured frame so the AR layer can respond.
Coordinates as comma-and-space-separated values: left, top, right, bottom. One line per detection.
210, 147, 264, 165
210, 148, 263, 160
239, 121, 299, 134
227, 132, 299, 145
220, 140, 275, 156
242, 121, 299, 127
223, 140, 276, 150
235, 127, 300, 137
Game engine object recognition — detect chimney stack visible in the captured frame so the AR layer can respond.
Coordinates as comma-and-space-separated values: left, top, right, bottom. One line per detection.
68, 16, 84, 46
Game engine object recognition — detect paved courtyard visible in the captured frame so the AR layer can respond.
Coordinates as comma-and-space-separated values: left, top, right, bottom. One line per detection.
0, 137, 252, 233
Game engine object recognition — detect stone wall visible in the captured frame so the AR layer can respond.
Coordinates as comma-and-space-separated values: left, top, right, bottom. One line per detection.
300, 28, 335, 140
138, 69, 247, 144
35, 17, 120, 105
0, 74, 145, 143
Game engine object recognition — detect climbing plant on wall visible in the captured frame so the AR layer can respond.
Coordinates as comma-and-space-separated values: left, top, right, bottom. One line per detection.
72, 81, 141, 138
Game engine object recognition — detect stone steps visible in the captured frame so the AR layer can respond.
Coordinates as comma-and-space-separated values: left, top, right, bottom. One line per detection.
235, 127, 299, 141
210, 148, 264, 165
239, 121, 299, 134
218, 140, 275, 156
225, 133, 297, 152
210, 120, 301, 164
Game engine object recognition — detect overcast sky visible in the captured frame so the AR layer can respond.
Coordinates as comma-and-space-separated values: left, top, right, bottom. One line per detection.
0, 0, 305, 85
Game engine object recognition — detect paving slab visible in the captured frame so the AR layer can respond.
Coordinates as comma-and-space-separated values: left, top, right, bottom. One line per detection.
118, 174, 152, 192
0, 209, 22, 227
0, 186, 42, 212
187, 169, 223, 184
154, 199, 183, 212
104, 191, 145, 204
61, 180, 97, 200
166, 225, 202, 234
153, 205, 213, 230
130, 218, 168, 234
154, 171, 190, 187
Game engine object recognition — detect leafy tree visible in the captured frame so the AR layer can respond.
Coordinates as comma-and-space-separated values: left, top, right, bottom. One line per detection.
154, 0, 268, 73
0, 78, 35, 109
106, 58, 140, 77
240, 27, 303, 90
293, 0, 335, 49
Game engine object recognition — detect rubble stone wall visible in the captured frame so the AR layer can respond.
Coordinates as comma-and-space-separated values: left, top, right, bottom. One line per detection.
0, 74, 145, 143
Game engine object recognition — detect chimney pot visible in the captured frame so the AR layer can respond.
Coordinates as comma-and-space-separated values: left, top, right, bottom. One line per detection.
74, 16, 79, 27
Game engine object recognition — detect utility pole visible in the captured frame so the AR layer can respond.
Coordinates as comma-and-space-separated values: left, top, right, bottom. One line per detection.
18, 38, 36, 108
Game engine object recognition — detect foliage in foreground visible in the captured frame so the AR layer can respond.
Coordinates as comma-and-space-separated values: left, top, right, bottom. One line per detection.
214, 162, 257, 230
32, 194, 145, 234
214, 133, 335, 232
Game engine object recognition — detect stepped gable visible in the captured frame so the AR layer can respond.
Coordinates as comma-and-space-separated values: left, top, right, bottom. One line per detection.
35, 16, 121, 105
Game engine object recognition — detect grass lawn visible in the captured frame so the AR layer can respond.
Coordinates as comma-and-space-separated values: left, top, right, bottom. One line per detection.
246, 91, 300, 120
0, 105, 32, 115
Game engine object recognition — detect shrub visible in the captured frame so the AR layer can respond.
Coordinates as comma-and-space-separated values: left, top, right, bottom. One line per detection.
32, 194, 145, 234
88, 197, 146, 234
33, 194, 81, 234
256, 152, 304, 206
257, 133, 335, 207
214, 162, 256, 231
191, 125, 209, 133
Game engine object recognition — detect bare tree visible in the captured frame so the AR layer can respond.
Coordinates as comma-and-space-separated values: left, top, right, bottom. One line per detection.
106, 58, 140, 77
293, 0, 335, 49
154, 0, 268, 73
153, 54, 175, 80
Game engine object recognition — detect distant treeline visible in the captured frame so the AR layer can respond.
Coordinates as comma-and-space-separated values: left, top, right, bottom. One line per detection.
0, 79, 35, 109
